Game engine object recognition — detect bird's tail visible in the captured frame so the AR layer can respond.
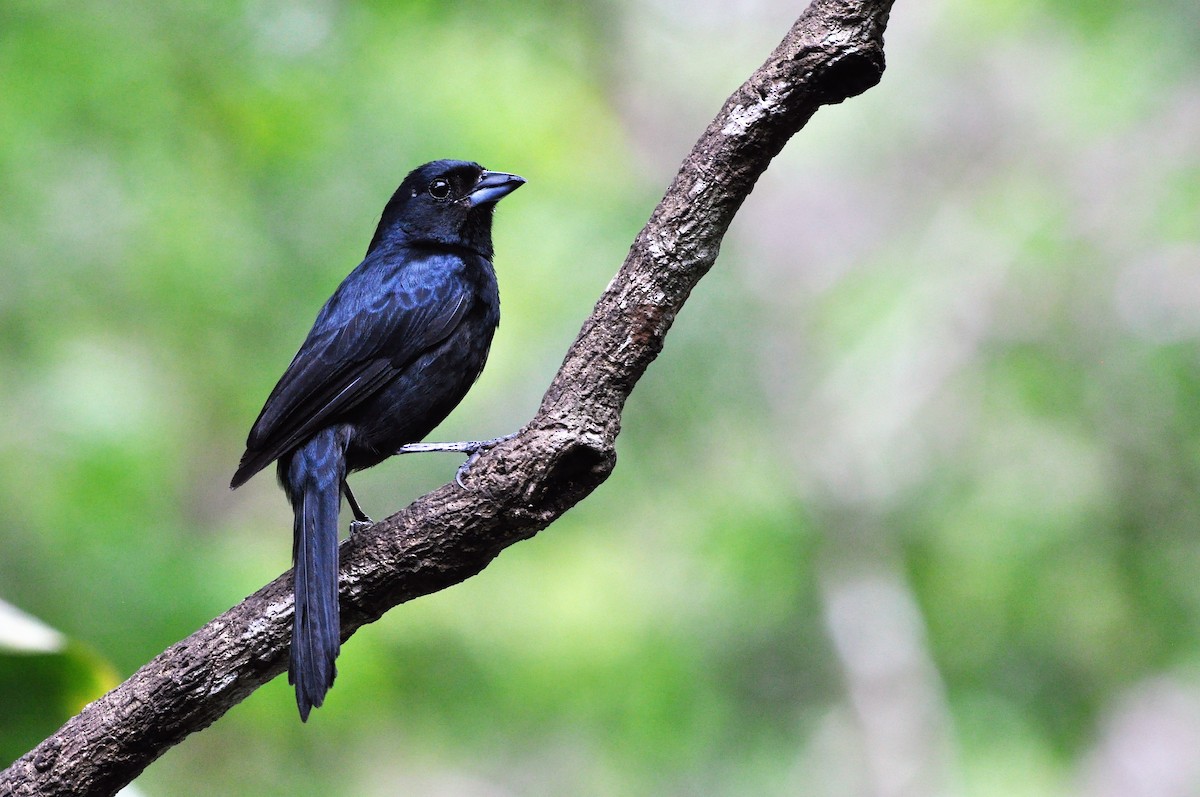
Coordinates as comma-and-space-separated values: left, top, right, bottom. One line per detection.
281, 428, 344, 721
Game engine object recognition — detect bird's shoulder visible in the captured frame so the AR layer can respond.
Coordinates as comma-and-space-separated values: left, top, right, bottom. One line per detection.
296, 243, 493, 370
314, 244, 490, 328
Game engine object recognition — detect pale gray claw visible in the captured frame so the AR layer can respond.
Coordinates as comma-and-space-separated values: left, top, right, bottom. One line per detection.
454, 432, 518, 489
392, 433, 517, 490
455, 450, 483, 489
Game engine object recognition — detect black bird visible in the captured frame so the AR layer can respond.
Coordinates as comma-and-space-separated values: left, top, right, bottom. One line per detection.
230, 160, 524, 720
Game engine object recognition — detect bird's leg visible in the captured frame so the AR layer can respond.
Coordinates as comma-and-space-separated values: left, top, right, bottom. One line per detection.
342, 479, 373, 534
391, 434, 516, 457
393, 433, 518, 489
453, 435, 512, 489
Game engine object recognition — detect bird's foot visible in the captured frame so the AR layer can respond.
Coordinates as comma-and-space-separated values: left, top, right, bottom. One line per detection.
349, 519, 374, 535
392, 434, 517, 489
454, 433, 517, 489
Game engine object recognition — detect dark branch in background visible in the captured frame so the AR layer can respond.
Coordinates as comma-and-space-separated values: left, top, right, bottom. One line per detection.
0, 1, 894, 794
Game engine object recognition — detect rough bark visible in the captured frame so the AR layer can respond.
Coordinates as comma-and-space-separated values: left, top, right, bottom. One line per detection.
0, 1, 894, 794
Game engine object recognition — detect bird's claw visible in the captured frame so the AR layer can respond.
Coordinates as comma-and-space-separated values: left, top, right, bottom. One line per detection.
455, 450, 483, 489
349, 519, 374, 535
393, 433, 516, 489
454, 432, 517, 489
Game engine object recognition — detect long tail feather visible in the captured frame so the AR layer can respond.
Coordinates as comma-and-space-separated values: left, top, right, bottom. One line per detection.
282, 429, 343, 721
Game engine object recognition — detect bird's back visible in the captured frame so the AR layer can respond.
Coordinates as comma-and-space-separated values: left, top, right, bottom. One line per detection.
233, 241, 499, 486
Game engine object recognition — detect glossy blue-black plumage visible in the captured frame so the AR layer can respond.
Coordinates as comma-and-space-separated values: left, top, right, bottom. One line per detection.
231, 160, 523, 720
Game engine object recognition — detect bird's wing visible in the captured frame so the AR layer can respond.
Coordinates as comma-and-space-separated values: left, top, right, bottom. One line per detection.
231, 254, 474, 487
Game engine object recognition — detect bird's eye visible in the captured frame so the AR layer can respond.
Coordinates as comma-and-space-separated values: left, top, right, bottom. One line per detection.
427, 179, 451, 200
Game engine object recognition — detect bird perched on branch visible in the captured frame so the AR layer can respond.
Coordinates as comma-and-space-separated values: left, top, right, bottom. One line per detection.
231, 159, 524, 720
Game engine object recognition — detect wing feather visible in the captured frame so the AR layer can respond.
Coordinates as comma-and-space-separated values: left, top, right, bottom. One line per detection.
231, 251, 474, 487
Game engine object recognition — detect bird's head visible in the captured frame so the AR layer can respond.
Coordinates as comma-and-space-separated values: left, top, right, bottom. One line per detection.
369, 160, 525, 256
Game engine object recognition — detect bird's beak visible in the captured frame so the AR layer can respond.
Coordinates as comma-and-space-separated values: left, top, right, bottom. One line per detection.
465, 171, 526, 207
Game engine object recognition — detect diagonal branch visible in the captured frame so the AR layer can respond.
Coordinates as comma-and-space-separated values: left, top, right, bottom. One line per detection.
0, 1, 894, 794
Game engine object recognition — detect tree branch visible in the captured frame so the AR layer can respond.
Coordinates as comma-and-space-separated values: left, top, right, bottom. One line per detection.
0, 1, 894, 793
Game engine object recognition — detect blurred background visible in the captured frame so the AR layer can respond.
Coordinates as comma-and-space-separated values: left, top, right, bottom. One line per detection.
2, 0, 1199, 794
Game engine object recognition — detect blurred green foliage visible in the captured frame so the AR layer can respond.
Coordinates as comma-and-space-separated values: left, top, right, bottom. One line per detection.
2, 0, 1199, 795
0, 645, 120, 766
